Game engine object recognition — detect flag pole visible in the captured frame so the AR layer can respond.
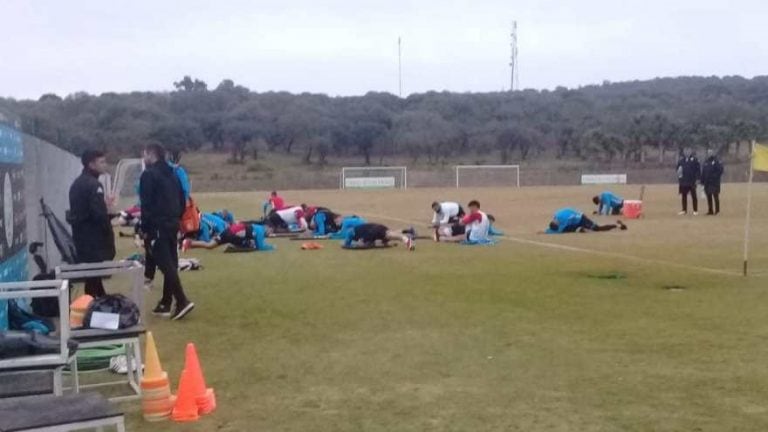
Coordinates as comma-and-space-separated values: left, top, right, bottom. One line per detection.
743, 140, 756, 276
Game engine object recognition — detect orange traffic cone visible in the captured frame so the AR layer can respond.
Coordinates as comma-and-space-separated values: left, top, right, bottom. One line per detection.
184, 343, 217, 415
172, 369, 200, 422
144, 332, 164, 383
141, 332, 174, 422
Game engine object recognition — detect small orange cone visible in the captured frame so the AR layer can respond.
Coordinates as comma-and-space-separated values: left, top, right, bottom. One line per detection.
140, 332, 174, 422
184, 343, 217, 415
144, 332, 164, 382
172, 369, 200, 422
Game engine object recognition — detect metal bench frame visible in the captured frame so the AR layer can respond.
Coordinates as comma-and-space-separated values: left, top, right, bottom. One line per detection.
55, 261, 146, 402
0, 280, 71, 396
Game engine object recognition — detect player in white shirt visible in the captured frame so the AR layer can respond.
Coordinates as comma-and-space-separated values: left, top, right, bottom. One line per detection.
430, 201, 465, 227
266, 204, 309, 233
433, 200, 491, 243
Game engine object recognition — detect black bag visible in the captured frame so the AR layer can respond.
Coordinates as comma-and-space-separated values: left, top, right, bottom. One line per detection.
83, 294, 140, 329
0, 331, 78, 360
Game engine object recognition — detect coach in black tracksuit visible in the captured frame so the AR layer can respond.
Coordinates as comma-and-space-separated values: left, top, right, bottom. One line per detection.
701, 151, 724, 215
676, 150, 701, 215
67, 150, 116, 297
140, 144, 195, 320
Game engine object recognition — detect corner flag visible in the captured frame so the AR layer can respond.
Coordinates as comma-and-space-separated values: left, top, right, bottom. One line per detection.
753, 143, 768, 172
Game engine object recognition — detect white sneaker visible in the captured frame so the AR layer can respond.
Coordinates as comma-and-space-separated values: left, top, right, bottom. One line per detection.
677, 211, 687, 216
109, 355, 143, 375
692, 212, 698, 216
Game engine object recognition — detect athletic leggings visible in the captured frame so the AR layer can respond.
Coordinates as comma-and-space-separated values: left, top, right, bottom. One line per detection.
580, 216, 618, 232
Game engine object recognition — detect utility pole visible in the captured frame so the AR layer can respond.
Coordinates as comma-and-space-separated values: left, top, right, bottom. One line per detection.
510, 21, 519, 91
398, 36, 403, 97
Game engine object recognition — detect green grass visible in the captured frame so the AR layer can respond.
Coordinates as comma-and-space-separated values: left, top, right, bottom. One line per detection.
110, 184, 768, 431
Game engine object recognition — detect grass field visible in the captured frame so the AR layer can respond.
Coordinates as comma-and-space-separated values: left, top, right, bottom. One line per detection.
115, 183, 768, 431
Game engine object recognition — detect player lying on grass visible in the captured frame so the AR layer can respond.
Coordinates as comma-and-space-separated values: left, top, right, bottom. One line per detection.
113, 205, 141, 227
592, 191, 624, 215
343, 223, 415, 251
544, 208, 627, 234
433, 200, 495, 244
182, 212, 231, 251
265, 204, 308, 233
308, 207, 367, 238
183, 220, 275, 251
430, 201, 465, 226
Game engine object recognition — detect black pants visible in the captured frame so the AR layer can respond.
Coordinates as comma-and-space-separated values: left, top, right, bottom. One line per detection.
151, 227, 188, 307
580, 215, 617, 232
706, 192, 720, 214
144, 238, 156, 281
680, 185, 698, 212
84, 278, 106, 298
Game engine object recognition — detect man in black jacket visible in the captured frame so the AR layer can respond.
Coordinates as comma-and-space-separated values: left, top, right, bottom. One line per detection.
676, 148, 701, 215
701, 149, 724, 215
67, 150, 116, 297
140, 144, 194, 320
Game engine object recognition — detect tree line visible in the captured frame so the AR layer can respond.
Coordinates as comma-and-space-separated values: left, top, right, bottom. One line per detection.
1, 75, 766, 166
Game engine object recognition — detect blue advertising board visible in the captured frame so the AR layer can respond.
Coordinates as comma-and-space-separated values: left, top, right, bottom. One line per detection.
0, 123, 26, 330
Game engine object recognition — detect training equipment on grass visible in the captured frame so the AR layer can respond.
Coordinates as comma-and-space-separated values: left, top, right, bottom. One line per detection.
622, 200, 643, 219
340, 166, 407, 189
141, 332, 175, 422
455, 165, 520, 188
183, 343, 216, 415
172, 343, 216, 422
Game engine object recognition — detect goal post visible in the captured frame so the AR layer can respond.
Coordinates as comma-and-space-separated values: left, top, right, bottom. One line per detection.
340, 166, 408, 189
455, 165, 520, 188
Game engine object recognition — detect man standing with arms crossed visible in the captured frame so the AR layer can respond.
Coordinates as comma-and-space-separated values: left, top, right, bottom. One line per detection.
677, 148, 701, 216
67, 150, 116, 297
140, 144, 194, 320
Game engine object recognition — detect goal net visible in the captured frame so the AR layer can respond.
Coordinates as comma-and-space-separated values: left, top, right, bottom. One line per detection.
455, 165, 520, 188
112, 158, 144, 209
340, 166, 407, 189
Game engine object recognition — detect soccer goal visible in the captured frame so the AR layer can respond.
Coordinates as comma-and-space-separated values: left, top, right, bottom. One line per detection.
455, 165, 520, 188
111, 158, 144, 208
340, 166, 407, 189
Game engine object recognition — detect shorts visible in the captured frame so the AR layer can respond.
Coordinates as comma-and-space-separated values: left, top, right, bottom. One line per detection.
267, 210, 288, 229
579, 215, 597, 231
353, 224, 389, 245
219, 225, 253, 248
450, 224, 466, 237
679, 185, 695, 195
611, 202, 623, 215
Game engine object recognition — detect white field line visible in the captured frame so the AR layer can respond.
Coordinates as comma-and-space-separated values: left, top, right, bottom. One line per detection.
345, 210, 748, 278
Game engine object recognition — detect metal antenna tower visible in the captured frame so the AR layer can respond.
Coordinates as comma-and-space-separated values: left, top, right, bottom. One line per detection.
510, 21, 519, 91
398, 36, 403, 97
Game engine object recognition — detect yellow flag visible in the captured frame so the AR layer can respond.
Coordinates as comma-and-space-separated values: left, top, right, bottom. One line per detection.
753, 143, 768, 172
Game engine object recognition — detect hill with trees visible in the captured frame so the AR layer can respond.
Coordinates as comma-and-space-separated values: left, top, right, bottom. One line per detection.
2, 75, 766, 170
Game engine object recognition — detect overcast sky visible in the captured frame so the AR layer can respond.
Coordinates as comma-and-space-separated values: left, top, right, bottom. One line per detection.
1, 0, 765, 100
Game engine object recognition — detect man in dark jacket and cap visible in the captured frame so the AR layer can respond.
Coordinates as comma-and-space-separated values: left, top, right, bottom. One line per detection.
67, 150, 116, 297
676, 148, 701, 215
701, 149, 724, 215
140, 144, 194, 321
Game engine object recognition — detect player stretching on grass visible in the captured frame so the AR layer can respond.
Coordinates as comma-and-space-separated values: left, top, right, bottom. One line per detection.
433, 200, 493, 244
266, 205, 308, 233
343, 223, 415, 251
430, 201, 465, 226
182, 212, 230, 251
183, 220, 275, 251
592, 191, 624, 215
544, 208, 626, 234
